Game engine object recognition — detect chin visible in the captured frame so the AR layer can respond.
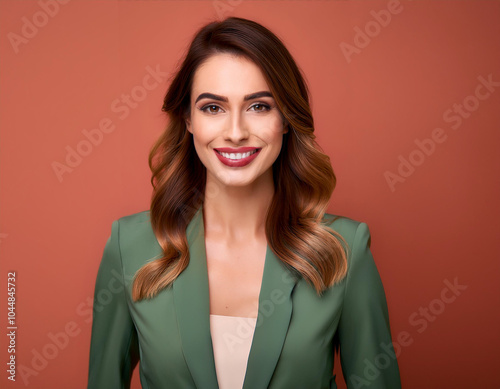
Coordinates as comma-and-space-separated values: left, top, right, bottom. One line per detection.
221, 178, 254, 187
213, 173, 256, 188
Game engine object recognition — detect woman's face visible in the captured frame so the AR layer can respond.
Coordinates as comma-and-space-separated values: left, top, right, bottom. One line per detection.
185, 53, 287, 189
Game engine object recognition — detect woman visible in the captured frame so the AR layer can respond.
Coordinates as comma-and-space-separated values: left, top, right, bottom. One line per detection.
87, 16, 402, 389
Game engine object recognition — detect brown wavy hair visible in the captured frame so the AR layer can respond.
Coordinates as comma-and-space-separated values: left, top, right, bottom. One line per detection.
132, 16, 349, 302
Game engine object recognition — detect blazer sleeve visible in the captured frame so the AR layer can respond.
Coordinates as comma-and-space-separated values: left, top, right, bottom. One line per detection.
337, 222, 402, 388
87, 220, 140, 389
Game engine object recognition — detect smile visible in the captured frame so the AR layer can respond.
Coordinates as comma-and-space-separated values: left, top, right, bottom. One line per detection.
216, 150, 258, 160
213, 148, 261, 167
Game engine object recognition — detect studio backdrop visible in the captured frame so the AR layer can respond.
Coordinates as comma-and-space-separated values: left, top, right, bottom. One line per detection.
1, 0, 499, 388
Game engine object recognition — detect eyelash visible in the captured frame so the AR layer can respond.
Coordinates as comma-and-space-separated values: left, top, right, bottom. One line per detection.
199, 103, 271, 114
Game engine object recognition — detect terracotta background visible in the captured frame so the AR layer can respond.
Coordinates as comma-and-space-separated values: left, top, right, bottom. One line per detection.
1, 0, 499, 388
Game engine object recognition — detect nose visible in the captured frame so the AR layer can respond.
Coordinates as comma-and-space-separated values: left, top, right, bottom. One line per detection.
223, 111, 249, 143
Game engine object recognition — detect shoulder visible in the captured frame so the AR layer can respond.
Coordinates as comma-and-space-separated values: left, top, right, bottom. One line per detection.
102, 210, 163, 274
322, 213, 379, 290
111, 210, 158, 254
321, 212, 370, 247
116, 209, 150, 225
321, 212, 374, 275
114, 209, 153, 235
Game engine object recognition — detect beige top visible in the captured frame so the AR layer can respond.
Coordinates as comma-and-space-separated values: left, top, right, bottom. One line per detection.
209, 314, 258, 389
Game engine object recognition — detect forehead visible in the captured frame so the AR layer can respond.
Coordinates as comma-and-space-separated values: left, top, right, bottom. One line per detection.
191, 53, 270, 95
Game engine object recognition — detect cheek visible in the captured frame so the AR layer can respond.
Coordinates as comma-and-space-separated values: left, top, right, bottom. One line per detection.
268, 115, 286, 160
190, 116, 217, 145
258, 114, 285, 145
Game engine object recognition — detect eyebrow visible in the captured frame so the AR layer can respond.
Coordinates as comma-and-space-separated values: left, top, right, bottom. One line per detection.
194, 91, 274, 104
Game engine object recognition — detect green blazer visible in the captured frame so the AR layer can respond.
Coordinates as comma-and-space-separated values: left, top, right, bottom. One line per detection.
87, 205, 401, 389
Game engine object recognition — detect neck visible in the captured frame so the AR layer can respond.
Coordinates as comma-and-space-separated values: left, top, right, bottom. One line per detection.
202, 170, 274, 242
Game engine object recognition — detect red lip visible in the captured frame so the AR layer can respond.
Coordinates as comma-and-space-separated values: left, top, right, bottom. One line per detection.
214, 147, 260, 153
214, 148, 261, 167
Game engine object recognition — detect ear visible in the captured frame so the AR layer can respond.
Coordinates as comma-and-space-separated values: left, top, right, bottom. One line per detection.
185, 117, 193, 134
283, 120, 289, 134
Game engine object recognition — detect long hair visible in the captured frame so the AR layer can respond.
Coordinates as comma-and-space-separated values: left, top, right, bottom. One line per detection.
132, 16, 349, 302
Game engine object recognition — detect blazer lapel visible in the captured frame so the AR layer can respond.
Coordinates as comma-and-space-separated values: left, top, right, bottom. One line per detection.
173, 205, 300, 389
242, 233, 300, 389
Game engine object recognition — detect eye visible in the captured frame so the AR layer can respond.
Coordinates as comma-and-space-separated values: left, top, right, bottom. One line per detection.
200, 104, 223, 114
250, 103, 271, 112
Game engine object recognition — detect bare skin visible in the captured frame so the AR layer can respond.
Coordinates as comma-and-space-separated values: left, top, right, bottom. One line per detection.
203, 174, 273, 318
185, 53, 286, 318
204, 226, 267, 319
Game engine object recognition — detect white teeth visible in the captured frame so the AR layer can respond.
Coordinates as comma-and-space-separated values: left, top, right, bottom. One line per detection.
219, 149, 257, 160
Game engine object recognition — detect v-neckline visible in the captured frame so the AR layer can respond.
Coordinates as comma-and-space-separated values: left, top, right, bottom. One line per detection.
172, 204, 300, 389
